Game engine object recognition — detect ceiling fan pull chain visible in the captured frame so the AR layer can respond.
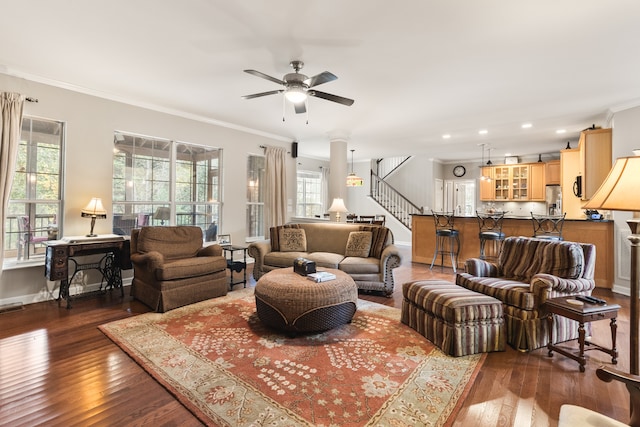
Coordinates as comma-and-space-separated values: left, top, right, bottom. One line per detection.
306, 98, 309, 124
282, 95, 286, 122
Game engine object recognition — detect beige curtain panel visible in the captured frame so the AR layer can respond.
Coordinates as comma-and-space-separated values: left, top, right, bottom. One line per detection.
0, 93, 25, 273
264, 145, 288, 230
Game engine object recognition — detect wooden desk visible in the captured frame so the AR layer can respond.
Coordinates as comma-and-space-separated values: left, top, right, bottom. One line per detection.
546, 296, 620, 372
44, 236, 131, 308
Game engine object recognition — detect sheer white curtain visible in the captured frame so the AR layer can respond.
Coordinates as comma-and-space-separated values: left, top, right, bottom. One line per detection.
321, 166, 330, 213
264, 146, 288, 229
0, 93, 25, 273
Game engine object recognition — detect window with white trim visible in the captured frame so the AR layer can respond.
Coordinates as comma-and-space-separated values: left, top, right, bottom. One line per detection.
296, 170, 323, 217
4, 117, 64, 262
246, 154, 265, 240
112, 132, 221, 240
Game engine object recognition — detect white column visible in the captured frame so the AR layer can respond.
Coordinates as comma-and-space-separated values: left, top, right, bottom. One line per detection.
329, 136, 348, 221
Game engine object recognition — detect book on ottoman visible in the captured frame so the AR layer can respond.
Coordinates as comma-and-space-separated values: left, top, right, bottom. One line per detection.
307, 271, 336, 283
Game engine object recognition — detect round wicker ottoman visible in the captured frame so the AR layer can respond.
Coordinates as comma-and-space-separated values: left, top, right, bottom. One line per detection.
255, 268, 358, 333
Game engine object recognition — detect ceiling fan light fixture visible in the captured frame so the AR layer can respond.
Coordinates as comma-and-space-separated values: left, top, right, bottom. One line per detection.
284, 86, 307, 103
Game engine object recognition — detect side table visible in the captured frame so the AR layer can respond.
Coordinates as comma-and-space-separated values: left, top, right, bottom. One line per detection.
546, 296, 620, 372
222, 245, 247, 289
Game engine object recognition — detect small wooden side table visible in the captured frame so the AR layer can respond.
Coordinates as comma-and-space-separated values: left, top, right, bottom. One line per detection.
546, 296, 620, 372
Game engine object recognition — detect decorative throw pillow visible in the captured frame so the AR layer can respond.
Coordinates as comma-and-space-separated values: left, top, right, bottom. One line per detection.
345, 231, 373, 257
279, 228, 307, 252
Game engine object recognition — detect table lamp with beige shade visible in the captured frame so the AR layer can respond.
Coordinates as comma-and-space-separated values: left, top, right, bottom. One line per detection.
328, 198, 348, 222
81, 197, 107, 237
583, 154, 640, 375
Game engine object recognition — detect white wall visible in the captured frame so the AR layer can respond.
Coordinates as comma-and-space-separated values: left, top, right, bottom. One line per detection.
609, 105, 640, 295
0, 73, 296, 304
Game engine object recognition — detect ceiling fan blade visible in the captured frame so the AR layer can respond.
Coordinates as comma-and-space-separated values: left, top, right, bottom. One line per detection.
305, 71, 337, 88
294, 101, 306, 114
310, 90, 355, 106
244, 69, 285, 86
242, 90, 283, 99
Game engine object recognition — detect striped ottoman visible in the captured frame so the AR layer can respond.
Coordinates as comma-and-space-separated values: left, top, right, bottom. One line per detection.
401, 280, 505, 356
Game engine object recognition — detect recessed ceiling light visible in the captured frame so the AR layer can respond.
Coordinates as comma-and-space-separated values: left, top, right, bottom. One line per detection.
442, 134, 451, 139
522, 123, 532, 129
556, 129, 566, 134
479, 129, 488, 135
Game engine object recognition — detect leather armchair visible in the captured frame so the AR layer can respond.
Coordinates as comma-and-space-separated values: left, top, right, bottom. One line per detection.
130, 226, 228, 312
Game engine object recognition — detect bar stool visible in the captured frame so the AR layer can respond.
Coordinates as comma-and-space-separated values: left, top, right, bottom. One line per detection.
477, 210, 506, 261
531, 212, 566, 241
430, 211, 460, 272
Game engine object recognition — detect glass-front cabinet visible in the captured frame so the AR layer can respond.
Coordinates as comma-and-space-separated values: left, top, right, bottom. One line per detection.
511, 165, 529, 200
481, 163, 545, 202
489, 165, 530, 201
493, 166, 511, 200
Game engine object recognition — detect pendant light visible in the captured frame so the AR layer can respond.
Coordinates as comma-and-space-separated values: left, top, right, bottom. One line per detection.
479, 143, 491, 181
346, 149, 364, 187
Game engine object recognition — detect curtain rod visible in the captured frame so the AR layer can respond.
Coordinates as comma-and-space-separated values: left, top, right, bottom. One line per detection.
26, 97, 38, 103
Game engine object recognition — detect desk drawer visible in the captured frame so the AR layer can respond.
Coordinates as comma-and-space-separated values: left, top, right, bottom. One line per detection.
45, 246, 69, 281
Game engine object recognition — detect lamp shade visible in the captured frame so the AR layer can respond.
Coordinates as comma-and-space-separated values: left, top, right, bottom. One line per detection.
154, 207, 171, 221
328, 198, 348, 213
346, 173, 364, 187
583, 156, 640, 211
80, 198, 107, 218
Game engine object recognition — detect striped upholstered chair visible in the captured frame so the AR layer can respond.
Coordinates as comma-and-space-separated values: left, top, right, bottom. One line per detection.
456, 236, 596, 351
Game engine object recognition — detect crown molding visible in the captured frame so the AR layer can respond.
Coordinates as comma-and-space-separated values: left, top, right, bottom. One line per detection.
0, 67, 290, 143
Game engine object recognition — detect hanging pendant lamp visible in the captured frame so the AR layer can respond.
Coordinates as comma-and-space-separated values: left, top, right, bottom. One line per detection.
346, 149, 364, 187
479, 143, 492, 181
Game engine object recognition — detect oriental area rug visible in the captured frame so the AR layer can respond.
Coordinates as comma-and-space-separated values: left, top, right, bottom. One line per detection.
100, 289, 484, 426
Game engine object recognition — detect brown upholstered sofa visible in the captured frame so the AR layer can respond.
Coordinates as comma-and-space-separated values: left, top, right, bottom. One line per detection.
130, 226, 228, 312
456, 236, 596, 351
248, 223, 402, 296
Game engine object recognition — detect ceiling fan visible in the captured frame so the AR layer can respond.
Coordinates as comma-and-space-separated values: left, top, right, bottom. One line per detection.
242, 60, 354, 114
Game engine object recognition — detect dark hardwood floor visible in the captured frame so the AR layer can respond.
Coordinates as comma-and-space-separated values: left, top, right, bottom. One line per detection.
0, 247, 632, 426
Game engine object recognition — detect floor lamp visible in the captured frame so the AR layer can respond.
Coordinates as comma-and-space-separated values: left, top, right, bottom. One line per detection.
583, 155, 640, 375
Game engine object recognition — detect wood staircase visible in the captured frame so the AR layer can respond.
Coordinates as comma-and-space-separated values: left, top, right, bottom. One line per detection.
369, 165, 423, 230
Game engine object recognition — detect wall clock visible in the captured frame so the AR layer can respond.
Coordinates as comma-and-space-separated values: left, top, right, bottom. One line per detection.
453, 165, 466, 177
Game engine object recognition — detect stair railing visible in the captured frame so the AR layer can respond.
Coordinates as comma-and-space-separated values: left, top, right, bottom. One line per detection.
370, 171, 423, 229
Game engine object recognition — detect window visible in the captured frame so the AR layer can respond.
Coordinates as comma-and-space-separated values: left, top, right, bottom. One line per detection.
4, 117, 64, 261
112, 132, 220, 240
246, 155, 265, 240
296, 170, 323, 217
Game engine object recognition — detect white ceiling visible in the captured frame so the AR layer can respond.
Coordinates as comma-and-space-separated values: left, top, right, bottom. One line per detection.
2, 1, 640, 163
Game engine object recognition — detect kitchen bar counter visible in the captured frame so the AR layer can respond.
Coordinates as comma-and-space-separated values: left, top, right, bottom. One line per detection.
411, 215, 614, 288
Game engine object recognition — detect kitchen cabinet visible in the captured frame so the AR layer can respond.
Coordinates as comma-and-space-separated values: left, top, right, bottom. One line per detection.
529, 163, 545, 201
545, 160, 560, 185
561, 147, 584, 219
493, 166, 511, 200
493, 165, 529, 201
481, 163, 545, 201
479, 166, 494, 200
510, 165, 530, 200
578, 128, 612, 200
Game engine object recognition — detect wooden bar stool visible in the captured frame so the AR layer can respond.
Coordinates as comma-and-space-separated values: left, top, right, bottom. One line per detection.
430, 211, 460, 272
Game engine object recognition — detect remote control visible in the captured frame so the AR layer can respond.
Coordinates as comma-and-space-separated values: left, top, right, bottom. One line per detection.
588, 296, 607, 305
575, 295, 606, 305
